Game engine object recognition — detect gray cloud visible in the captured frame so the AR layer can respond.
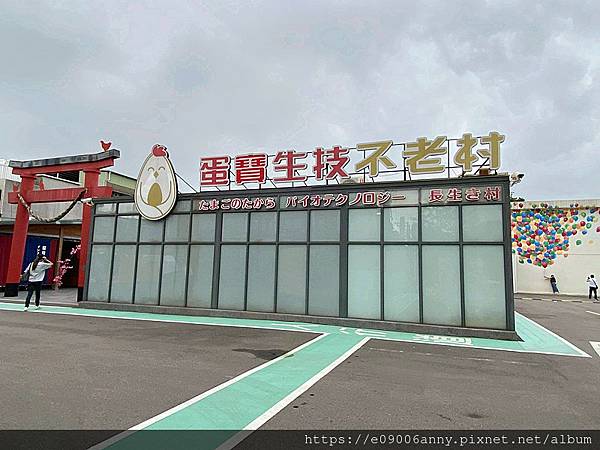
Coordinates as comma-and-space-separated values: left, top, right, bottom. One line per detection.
1, 0, 598, 200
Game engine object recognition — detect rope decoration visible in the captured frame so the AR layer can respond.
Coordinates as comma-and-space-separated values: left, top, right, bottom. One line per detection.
17, 189, 88, 223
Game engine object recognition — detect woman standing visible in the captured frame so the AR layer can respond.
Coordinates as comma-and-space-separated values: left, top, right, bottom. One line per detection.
544, 274, 559, 296
22, 253, 53, 311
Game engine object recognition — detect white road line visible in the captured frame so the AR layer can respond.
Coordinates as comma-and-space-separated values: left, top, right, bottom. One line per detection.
89, 334, 329, 450
515, 312, 591, 358
217, 337, 371, 450
6, 307, 319, 334
586, 310, 600, 316
590, 342, 600, 358
374, 336, 589, 358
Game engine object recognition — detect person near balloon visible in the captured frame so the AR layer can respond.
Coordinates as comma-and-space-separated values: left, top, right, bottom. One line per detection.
587, 275, 598, 302
544, 274, 559, 298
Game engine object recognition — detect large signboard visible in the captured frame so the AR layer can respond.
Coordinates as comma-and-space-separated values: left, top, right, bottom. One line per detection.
199, 132, 505, 188
134, 144, 178, 220
196, 185, 503, 211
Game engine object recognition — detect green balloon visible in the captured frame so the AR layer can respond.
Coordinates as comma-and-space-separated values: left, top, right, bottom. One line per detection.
576, 240, 582, 245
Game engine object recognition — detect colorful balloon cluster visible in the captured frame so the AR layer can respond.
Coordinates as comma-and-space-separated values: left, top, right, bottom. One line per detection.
511, 203, 600, 268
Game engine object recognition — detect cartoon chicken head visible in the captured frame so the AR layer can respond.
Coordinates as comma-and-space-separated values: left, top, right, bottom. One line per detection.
135, 144, 178, 220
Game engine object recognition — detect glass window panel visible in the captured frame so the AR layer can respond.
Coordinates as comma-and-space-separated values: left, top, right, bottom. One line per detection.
187, 245, 214, 308
276, 245, 307, 314
462, 205, 504, 242
422, 245, 461, 326
110, 245, 136, 303
118, 203, 136, 214
348, 245, 380, 319
422, 206, 459, 242
308, 245, 339, 317
246, 245, 276, 312
134, 245, 161, 305
349, 209, 380, 241
87, 245, 112, 301
115, 216, 139, 242
384, 207, 418, 241
310, 210, 340, 241
250, 212, 277, 242
384, 245, 419, 322
93, 217, 115, 242
191, 214, 216, 242
96, 203, 116, 214
218, 245, 246, 310
174, 200, 191, 212
279, 211, 307, 242
222, 213, 248, 242
388, 189, 419, 206
160, 245, 188, 306
464, 245, 507, 329
165, 214, 190, 242
139, 219, 164, 242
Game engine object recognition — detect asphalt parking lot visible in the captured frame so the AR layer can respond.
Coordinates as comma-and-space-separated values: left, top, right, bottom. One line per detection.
266, 299, 600, 430
0, 298, 599, 449
0, 305, 313, 448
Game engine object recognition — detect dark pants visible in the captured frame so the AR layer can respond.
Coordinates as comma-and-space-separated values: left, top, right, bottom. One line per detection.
590, 287, 598, 300
25, 281, 42, 307
551, 282, 559, 293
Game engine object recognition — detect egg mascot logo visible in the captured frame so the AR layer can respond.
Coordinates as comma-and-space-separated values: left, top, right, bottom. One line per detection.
134, 144, 178, 221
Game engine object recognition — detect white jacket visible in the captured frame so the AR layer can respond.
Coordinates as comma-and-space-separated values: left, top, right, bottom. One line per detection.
587, 278, 598, 289
25, 260, 53, 282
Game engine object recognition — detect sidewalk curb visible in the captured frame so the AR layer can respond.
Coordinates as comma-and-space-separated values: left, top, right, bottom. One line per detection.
0, 298, 79, 307
516, 296, 599, 304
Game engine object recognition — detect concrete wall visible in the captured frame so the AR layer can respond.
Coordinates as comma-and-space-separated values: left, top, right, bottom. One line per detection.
512, 199, 600, 296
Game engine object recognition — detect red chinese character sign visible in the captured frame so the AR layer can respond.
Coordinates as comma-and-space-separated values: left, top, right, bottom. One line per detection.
235, 153, 267, 185
200, 156, 230, 186
199, 132, 505, 189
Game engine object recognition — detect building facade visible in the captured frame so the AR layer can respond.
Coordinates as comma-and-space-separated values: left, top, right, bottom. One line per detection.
512, 199, 600, 296
84, 175, 514, 333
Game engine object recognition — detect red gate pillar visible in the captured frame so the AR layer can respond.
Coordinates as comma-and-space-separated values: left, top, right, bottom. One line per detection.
77, 169, 100, 301
4, 175, 35, 297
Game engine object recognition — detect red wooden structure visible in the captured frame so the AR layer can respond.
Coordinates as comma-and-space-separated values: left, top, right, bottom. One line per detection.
3, 149, 120, 300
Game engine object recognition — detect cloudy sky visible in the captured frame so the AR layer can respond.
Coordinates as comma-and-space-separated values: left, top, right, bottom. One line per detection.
1, 0, 598, 200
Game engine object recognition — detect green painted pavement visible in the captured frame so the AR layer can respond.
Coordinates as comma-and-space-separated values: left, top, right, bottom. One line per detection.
103, 334, 367, 449
0, 301, 590, 449
0, 302, 589, 357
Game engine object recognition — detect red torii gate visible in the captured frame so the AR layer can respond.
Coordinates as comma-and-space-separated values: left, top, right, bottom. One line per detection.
3, 149, 120, 300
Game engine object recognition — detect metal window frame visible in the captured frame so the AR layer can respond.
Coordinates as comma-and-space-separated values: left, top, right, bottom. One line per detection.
85, 175, 514, 331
